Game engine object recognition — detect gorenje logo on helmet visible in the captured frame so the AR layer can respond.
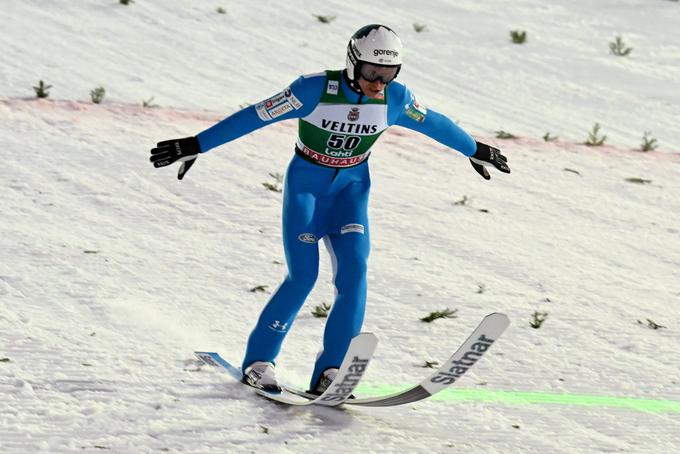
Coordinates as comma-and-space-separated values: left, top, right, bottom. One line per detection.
374, 49, 399, 57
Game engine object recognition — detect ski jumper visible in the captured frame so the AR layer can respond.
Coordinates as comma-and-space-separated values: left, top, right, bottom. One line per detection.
196, 70, 477, 389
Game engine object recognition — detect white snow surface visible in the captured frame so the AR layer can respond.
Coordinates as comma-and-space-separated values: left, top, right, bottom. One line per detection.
2, 1, 680, 453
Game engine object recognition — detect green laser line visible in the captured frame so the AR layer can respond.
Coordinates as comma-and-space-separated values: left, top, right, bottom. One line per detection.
356, 385, 680, 414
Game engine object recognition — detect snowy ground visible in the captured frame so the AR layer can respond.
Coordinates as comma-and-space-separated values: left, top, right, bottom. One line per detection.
2, 1, 680, 453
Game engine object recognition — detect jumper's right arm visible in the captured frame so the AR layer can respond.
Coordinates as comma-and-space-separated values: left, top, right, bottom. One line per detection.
150, 74, 324, 179
198, 75, 323, 152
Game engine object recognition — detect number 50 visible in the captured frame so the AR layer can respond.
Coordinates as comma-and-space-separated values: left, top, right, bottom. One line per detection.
327, 134, 361, 150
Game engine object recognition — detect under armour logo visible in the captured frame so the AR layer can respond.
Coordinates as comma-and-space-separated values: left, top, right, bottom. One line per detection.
269, 320, 288, 333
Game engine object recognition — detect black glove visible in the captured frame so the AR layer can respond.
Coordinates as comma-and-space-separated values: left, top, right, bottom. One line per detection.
149, 136, 200, 180
469, 141, 511, 180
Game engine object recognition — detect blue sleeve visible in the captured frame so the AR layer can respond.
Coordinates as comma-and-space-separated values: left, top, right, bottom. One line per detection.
386, 82, 477, 157
196, 74, 325, 153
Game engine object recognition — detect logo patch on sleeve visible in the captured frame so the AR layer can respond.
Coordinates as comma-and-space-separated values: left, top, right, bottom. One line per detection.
327, 80, 339, 95
284, 88, 303, 110
255, 87, 303, 121
404, 95, 428, 123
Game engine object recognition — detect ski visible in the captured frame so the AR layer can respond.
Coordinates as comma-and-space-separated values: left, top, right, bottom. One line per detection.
341, 312, 510, 407
196, 313, 508, 408
195, 332, 377, 407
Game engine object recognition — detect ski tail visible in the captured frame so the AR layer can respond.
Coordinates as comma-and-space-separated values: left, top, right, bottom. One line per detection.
195, 351, 243, 382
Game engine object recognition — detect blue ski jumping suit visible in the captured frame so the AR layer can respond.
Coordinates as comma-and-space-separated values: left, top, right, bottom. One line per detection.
196, 69, 477, 389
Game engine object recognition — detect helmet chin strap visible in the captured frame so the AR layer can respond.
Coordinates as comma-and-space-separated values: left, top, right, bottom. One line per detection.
342, 69, 365, 95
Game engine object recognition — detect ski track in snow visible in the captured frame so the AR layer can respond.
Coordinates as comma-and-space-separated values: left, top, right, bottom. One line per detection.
2, 0, 680, 452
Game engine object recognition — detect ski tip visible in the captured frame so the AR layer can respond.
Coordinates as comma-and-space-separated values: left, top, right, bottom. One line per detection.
484, 312, 511, 327
352, 332, 379, 350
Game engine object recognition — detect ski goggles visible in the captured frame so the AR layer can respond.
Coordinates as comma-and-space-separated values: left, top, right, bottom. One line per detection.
358, 62, 401, 84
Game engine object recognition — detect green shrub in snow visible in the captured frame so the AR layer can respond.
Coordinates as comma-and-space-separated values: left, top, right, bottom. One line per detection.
609, 36, 632, 56
453, 195, 469, 206
312, 303, 331, 318
142, 96, 158, 108
90, 86, 106, 104
262, 172, 283, 193
420, 308, 458, 323
530, 311, 548, 329
640, 131, 658, 152
510, 30, 527, 44
585, 123, 607, 146
637, 318, 666, 329
313, 15, 335, 23
495, 130, 517, 139
33, 80, 52, 98
625, 177, 652, 185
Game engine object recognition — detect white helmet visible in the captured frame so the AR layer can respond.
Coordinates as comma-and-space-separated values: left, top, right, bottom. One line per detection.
346, 24, 402, 83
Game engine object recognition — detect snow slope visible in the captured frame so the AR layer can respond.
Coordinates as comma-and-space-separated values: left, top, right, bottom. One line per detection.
2, 1, 680, 453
